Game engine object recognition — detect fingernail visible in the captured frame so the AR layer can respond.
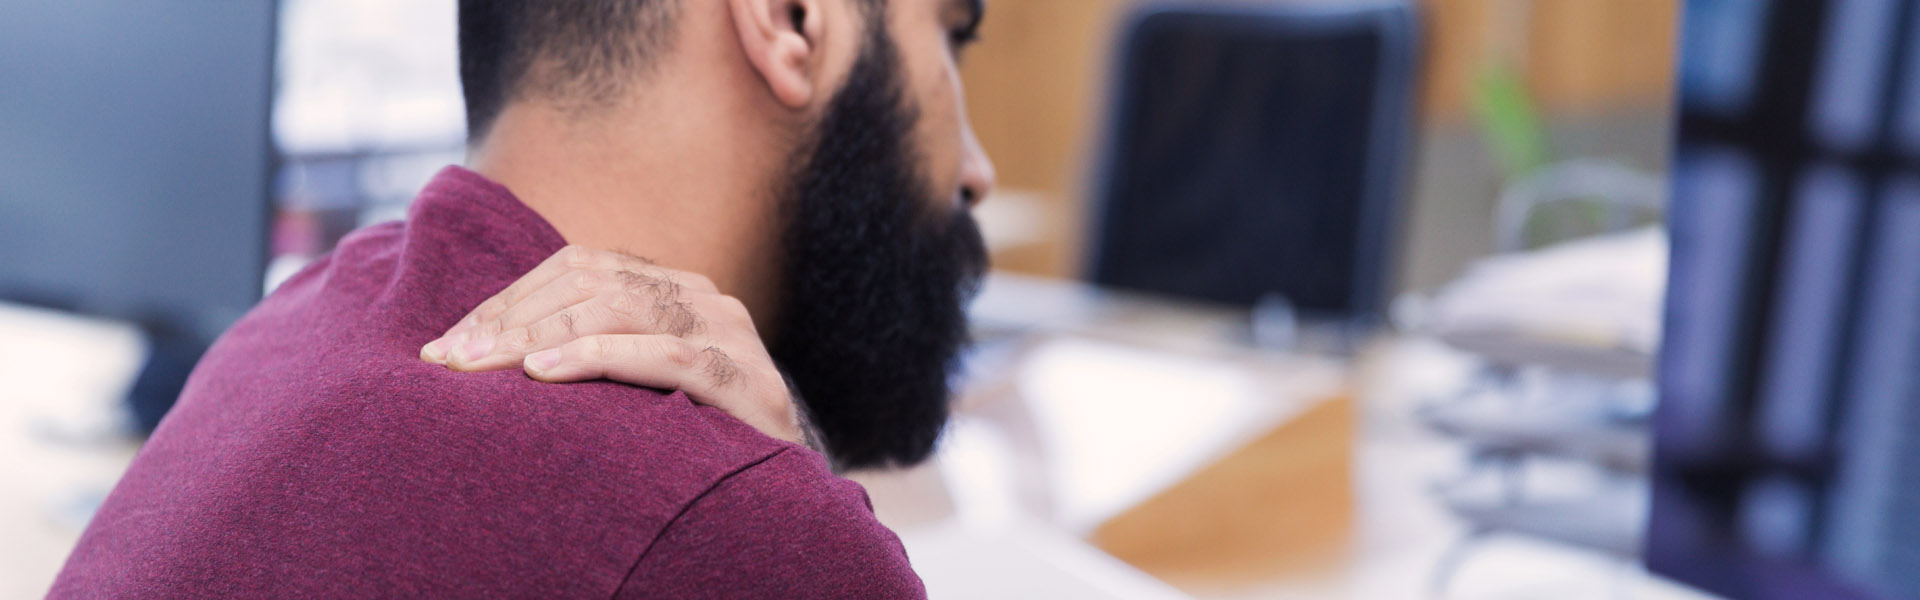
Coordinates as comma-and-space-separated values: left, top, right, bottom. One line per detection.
457, 334, 494, 363
420, 338, 449, 363
527, 349, 562, 373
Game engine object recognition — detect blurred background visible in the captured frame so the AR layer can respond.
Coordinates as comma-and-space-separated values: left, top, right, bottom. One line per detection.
6, 0, 1914, 599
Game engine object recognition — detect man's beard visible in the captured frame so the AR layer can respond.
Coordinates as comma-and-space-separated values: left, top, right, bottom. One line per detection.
769, 22, 988, 470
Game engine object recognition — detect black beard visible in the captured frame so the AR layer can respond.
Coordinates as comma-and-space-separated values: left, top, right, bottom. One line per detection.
768, 20, 988, 470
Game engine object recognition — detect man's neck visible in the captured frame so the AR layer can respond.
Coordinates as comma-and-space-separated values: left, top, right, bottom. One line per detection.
466, 100, 786, 330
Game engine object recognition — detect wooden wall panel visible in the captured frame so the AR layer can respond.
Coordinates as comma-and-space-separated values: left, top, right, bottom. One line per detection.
960, 0, 1135, 277
958, 0, 1678, 278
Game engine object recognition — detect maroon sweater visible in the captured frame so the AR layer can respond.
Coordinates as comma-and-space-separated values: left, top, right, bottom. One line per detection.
51, 167, 925, 599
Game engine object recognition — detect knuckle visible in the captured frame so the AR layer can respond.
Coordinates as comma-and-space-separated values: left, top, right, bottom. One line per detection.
556, 308, 583, 339
614, 254, 658, 276
660, 339, 699, 369
501, 327, 539, 352
476, 295, 510, 318
701, 346, 741, 388
665, 300, 704, 338
603, 289, 646, 320
614, 251, 656, 268
560, 245, 599, 269
713, 294, 748, 317
584, 303, 632, 336
654, 274, 686, 302
712, 295, 752, 326
616, 268, 667, 300
611, 272, 703, 338
472, 317, 504, 338
684, 272, 717, 292
585, 335, 619, 362
571, 270, 607, 294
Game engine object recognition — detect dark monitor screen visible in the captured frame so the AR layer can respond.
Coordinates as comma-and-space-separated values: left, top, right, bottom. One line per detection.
1652, 1, 1920, 598
0, 2, 277, 341
1088, 3, 1417, 319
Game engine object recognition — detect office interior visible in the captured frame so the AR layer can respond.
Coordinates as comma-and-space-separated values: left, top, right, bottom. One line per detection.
3, 0, 1909, 598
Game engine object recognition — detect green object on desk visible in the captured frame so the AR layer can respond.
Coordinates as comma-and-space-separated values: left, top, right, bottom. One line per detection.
1472, 59, 1550, 178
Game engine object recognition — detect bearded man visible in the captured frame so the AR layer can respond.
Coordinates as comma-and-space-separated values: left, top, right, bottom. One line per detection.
52, 0, 994, 597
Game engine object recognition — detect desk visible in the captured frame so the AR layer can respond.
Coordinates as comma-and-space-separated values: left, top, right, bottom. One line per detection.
0, 302, 146, 600
853, 273, 1353, 596
854, 274, 1724, 600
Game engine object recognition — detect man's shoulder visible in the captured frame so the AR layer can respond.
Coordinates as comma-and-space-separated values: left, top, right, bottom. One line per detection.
177, 213, 795, 491
84, 349, 818, 597
274, 358, 795, 488
617, 448, 926, 598
169, 279, 799, 521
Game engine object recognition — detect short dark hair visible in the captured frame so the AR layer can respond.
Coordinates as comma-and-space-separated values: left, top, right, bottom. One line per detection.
458, 0, 680, 140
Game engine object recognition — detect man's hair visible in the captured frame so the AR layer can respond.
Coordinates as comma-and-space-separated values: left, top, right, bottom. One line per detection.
458, 0, 680, 139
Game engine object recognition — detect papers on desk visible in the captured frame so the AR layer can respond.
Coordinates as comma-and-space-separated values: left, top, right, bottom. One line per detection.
1015, 338, 1327, 534
1424, 227, 1667, 377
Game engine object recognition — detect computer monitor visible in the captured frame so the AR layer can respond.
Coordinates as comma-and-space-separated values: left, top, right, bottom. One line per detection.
0, 2, 278, 428
1086, 2, 1419, 324
1651, 1, 1920, 598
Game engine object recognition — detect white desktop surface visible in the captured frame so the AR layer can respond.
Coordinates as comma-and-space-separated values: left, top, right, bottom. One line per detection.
0, 303, 145, 600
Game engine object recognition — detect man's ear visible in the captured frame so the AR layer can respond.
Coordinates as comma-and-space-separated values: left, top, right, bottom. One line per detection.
729, 0, 826, 109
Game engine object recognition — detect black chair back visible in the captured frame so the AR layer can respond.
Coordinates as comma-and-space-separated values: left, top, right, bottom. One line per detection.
1087, 1, 1422, 325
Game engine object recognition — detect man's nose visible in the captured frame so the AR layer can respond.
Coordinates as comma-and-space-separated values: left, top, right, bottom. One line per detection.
958, 124, 996, 209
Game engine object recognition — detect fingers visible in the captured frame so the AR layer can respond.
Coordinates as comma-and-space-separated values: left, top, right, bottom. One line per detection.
524, 335, 800, 443
466, 246, 598, 325
524, 334, 704, 386
420, 251, 580, 363
415, 246, 804, 445
489, 270, 609, 335
422, 246, 721, 365
444, 303, 600, 372
439, 275, 722, 371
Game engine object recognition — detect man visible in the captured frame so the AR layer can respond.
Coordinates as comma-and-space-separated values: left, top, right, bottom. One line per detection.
52, 0, 993, 596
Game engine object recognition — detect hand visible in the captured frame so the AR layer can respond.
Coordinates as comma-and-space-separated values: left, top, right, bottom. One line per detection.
419, 245, 813, 448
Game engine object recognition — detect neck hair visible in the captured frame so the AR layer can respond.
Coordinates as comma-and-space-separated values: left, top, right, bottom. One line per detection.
464, 4, 804, 333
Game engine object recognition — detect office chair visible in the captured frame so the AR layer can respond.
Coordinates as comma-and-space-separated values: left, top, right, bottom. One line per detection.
1085, 1, 1422, 329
